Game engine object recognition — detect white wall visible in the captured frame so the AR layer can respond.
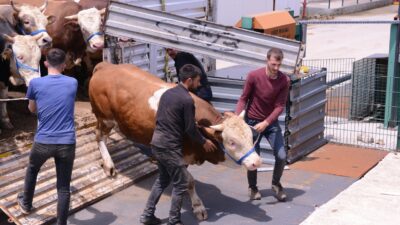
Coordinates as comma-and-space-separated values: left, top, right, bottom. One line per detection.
213, 0, 300, 26
276, 0, 300, 17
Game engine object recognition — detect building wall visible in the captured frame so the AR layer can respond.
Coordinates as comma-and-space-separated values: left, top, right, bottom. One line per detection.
213, 0, 299, 26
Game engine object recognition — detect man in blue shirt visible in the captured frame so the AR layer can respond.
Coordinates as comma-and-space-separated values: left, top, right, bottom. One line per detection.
17, 48, 78, 225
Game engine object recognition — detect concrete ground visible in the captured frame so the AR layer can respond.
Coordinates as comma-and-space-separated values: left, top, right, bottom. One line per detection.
301, 153, 400, 225
63, 162, 355, 225
305, 4, 397, 60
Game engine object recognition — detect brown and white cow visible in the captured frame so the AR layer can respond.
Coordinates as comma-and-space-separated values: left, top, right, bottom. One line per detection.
0, 0, 54, 48
89, 62, 262, 220
0, 34, 43, 131
0, 0, 53, 131
44, 0, 105, 69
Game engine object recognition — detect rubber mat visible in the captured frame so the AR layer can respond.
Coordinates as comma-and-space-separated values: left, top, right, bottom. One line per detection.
291, 143, 388, 178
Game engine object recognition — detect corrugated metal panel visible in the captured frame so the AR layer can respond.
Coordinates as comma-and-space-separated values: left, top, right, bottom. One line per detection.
0, 116, 157, 225
286, 70, 328, 163
104, 1, 303, 75
118, 0, 208, 17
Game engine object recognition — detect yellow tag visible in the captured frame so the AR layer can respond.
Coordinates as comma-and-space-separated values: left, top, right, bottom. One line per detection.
0, 152, 12, 158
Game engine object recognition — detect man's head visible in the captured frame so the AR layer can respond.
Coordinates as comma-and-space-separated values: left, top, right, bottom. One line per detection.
166, 48, 178, 59
179, 64, 201, 92
266, 48, 284, 76
45, 48, 66, 71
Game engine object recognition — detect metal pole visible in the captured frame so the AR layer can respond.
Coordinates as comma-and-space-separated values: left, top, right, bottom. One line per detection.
384, 24, 397, 128
357, 0, 359, 4
395, 4, 400, 149
273, 0, 276, 11
302, 23, 307, 57
328, 0, 331, 9
302, 0, 307, 19
342, 0, 344, 7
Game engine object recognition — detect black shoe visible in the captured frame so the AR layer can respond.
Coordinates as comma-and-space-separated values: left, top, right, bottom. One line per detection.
140, 214, 162, 225
271, 183, 287, 202
17, 193, 32, 215
248, 187, 261, 200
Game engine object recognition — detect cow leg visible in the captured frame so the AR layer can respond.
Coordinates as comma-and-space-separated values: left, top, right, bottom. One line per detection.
187, 170, 208, 220
95, 119, 116, 177
0, 84, 13, 130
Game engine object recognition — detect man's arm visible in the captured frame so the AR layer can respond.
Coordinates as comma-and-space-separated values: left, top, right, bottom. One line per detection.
235, 73, 253, 114
28, 100, 37, 113
26, 80, 36, 113
183, 100, 206, 145
183, 100, 217, 152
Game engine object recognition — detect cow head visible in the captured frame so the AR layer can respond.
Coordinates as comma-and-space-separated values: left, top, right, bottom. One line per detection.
64, 7, 105, 53
3, 34, 42, 87
204, 111, 262, 171
10, 0, 54, 49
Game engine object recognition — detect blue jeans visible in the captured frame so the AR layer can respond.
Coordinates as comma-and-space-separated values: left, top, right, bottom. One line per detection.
19, 143, 75, 225
143, 146, 189, 224
246, 118, 287, 189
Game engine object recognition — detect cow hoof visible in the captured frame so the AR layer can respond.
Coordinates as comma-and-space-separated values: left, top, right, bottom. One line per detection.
101, 164, 117, 177
193, 205, 208, 221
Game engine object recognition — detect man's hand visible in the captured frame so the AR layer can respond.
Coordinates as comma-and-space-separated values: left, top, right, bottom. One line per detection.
254, 121, 269, 133
203, 139, 217, 152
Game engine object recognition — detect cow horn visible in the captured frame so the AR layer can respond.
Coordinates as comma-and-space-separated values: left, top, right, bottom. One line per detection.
3, 34, 15, 43
210, 124, 224, 132
10, 0, 21, 12
239, 110, 246, 119
32, 33, 44, 42
39, 0, 48, 12
100, 8, 106, 15
65, 14, 79, 20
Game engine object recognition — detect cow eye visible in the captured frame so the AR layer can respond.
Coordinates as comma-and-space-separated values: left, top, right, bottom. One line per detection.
24, 21, 29, 25
17, 55, 24, 61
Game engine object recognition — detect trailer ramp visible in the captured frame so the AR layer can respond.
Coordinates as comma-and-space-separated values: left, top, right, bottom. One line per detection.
0, 116, 157, 225
104, 0, 304, 74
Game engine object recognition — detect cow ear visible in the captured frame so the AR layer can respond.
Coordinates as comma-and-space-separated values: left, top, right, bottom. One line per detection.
63, 21, 80, 31
1, 48, 13, 61
47, 15, 56, 25
3, 34, 15, 43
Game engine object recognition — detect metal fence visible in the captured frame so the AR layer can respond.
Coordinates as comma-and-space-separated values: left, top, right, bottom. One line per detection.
303, 57, 398, 150
308, 0, 383, 9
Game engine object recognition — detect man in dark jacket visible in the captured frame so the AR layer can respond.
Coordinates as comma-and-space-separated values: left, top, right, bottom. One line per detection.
140, 64, 217, 225
166, 48, 213, 102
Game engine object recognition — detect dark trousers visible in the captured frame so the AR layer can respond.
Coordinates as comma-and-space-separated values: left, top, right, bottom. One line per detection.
246, 119, 287, 189
143, 146, 189, 224
19, 142, 75, 225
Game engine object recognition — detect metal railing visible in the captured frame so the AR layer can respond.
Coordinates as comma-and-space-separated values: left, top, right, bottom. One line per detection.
321, 0, 380, 9
303, 57, 398, 150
